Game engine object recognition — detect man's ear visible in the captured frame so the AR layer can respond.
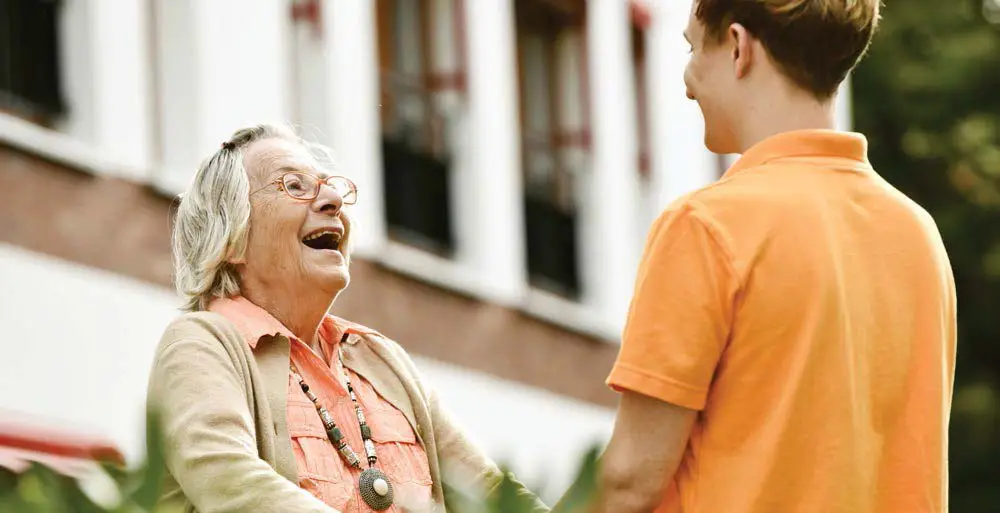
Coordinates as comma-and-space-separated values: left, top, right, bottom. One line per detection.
728, 23, 754, 79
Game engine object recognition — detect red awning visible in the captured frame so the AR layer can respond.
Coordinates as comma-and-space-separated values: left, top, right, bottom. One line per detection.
0, 413, 124, 476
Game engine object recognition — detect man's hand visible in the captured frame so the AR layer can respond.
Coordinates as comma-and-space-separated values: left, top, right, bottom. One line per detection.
595, 390, 697, 513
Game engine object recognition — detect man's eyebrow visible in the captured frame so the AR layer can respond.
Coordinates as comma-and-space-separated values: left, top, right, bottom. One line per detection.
683, 31, 692, 44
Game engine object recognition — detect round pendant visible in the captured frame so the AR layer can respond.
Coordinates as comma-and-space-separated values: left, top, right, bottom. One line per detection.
359, 467, 394, 511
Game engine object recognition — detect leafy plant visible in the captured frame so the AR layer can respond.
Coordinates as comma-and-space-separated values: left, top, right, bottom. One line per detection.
440, 446, 601, 513
0, 411, 601, 513
0, 413, 165, 513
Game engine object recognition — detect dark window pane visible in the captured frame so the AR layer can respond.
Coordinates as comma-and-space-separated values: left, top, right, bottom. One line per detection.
382, 137, 454, 254
524, 196, 580, 298
0, 0, 67, 119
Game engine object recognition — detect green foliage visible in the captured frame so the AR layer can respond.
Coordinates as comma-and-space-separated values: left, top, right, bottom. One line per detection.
853, 1, 1000, 510
0, 412, 166, 513
0, 410, 602, 513
439, 446, 601, 513
548, 447, 599, 513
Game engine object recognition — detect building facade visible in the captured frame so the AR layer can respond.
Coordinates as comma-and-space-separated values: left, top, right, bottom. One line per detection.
0, 0, 850, 499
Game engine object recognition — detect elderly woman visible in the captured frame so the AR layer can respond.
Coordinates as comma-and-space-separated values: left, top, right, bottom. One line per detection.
147, 123, 547, 513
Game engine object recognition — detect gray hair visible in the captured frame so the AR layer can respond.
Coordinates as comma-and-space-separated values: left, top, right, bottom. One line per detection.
171, 122, 340, 311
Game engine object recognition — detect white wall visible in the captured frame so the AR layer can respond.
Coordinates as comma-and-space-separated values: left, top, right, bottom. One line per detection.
644, 0, 718, 215
150, 0, 291, 194
58, 0, 154, 181
584, 0, 643, 331
835, 79, 854, 131
322, 0, 388, 258
0, 244, 613, 502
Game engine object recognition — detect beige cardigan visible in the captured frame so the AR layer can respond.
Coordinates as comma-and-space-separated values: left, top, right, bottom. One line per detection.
146, 311, 548, 513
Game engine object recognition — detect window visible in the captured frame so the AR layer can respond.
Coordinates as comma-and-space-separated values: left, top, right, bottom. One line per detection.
0, 0, 66, 123
376, 0, 461, 255
515, 0, 587, 299
632, 20, 650, 179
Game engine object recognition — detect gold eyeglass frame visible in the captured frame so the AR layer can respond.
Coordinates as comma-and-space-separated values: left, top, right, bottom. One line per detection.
251, 171, 358, 204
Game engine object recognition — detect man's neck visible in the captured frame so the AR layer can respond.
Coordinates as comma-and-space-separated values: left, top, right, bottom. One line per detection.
737, 87, 838, 153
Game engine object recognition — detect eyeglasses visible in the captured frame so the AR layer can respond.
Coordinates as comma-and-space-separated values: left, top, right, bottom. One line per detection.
251, 171, 358, 204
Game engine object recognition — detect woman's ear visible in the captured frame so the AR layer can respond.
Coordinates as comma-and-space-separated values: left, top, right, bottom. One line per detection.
225, 227, 250, 265
225, 244, 247, 265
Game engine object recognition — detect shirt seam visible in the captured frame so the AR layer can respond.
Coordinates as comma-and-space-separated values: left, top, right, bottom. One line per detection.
764, 152, 868, 164
679, 200, 745, 291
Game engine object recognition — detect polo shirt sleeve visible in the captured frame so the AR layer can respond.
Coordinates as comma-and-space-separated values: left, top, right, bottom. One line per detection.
607, 203, 739, 411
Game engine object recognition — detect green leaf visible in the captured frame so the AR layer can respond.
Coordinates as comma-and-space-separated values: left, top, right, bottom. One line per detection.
441, 480, 487, 513
61, 475, 113, 513
487, 467, 522, 512
126, 409, 167, 511
98, 461, 130, 488
0, 468, 31, 513
20, 462, 78, 512
551, 445, 600, 513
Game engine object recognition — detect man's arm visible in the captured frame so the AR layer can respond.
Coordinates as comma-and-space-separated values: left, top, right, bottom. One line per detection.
589, 204, 736, 513
597, 391, 696, 513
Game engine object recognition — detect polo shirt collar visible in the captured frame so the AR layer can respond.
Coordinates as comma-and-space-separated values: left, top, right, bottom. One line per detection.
724, 129, 869, 179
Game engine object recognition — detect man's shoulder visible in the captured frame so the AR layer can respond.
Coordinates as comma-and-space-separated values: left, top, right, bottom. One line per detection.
662, 158, 869, 225
662, 167, 780, 211
646, 166, 816, 265
652, 177, 752, 235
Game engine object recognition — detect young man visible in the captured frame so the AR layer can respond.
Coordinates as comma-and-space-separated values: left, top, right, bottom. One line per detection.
595, 1, 956, 512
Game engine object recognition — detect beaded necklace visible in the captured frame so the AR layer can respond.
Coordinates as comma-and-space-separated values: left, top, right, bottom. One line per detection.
292, 333, 394, 511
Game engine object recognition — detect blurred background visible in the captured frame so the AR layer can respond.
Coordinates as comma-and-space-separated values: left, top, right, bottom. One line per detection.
0, 0, 996, 508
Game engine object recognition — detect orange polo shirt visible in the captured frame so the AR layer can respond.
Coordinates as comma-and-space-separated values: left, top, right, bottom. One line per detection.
210, 297, 432, 512
608, 130, 956, 513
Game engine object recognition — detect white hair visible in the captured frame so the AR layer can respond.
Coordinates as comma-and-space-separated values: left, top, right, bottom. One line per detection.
171, 122, 343, 311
